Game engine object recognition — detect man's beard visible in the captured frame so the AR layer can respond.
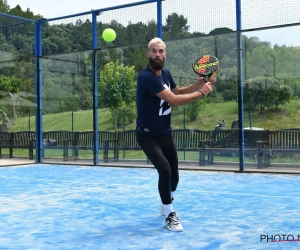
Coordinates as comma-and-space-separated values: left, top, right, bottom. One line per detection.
149, 57, 165, 70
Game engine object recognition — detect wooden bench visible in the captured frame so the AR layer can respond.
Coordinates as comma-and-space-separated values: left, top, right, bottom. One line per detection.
116, 130, 147, 162
199, 129, 270, 168
199, 129, 239, 166
172, 129, 211, 150
117, 130, 140, 150
0, 131, 35, 159
74, 131, 117, 162
116, 129, 211, 164
42, 130, 75, 161
5, 129, 292, 168
172, 129, 210, 164
0, 132, 12, 158
259, 129, 300, 168
41, 130, 117, 162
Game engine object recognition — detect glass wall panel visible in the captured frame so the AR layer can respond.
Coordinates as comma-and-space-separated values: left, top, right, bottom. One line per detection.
243, 25, 300, 169
42, 51, 94, 164
165, 33, 240, 169
0, 52, 35, 160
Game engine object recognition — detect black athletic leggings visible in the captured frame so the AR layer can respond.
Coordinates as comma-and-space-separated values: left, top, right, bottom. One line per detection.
136, 131, 179, 205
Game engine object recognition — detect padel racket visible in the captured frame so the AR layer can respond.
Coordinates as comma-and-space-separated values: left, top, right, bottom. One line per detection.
192, 55, 219, 82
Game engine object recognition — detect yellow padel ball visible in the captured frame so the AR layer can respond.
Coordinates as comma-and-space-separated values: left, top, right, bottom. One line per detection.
102, 28, 116, 42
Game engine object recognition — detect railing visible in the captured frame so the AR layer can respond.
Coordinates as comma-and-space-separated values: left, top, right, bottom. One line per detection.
1, 129, 300, 168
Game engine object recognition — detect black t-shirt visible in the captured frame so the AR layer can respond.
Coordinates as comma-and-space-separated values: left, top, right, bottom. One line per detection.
136, 65, 177, 135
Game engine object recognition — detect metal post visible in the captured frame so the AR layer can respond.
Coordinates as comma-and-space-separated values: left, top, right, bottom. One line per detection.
72, 111, 74, 132
157, 0, 163, 38
92, 12, 99, 165
28, 111, 30, 131
34, 21, 43, 163
236, 0, 245, 171
103, 140, 108, 163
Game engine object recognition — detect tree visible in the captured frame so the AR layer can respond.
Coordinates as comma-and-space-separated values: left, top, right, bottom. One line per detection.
99, 61, 137, 131
217, 77, 238, 101
163, 13, 190, 39
186, 98, 204, 122
244, 76, 292, 113
0, 91, 35, 132
124, 45, 148, 73
0, 0, 9, 13
209, 27, 233, 35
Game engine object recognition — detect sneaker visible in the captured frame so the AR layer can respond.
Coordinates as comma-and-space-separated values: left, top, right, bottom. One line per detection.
165, 212, 184, 232
160, 197, 174, 216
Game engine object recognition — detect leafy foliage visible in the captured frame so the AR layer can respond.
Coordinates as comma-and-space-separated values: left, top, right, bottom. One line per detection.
185, 99, 204, 122
0, 74, 22, 92
99, 61, 136, 130
244, 76, 292, 113
209, 27, 234, 35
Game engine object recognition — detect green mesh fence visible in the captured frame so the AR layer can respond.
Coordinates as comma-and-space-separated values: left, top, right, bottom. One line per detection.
0, 15, 35, 55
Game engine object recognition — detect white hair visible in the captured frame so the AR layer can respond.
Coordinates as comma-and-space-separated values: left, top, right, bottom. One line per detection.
148, 37, 166, 51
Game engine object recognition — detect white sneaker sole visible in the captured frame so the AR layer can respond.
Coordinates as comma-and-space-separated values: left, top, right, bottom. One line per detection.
165, 223, 184, 232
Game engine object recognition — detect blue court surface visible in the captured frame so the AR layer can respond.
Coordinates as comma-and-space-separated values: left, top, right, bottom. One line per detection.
0, 164, 300, 250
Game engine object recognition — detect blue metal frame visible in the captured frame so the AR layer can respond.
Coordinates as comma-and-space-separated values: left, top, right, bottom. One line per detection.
92, 12, 99, 165
34, 22, 43, 163
157, 0, 163, 38
236, 0, 245, 171
0, 12, 37, 22
37, 0, 158, 23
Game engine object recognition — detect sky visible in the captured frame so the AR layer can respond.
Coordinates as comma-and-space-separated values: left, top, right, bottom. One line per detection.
7, 0, 141, 18
246, 27, 300, 48
6, 0, 300, 47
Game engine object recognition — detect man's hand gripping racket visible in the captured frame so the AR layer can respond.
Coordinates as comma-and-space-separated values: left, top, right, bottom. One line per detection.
192, 55, 219, 82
